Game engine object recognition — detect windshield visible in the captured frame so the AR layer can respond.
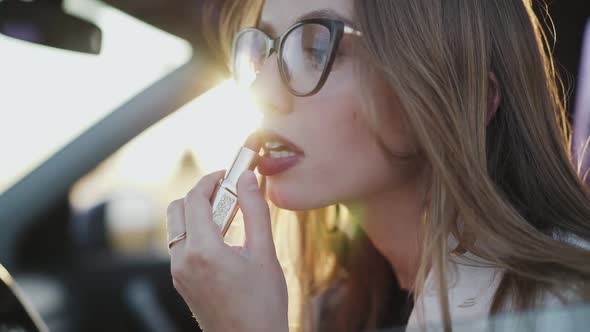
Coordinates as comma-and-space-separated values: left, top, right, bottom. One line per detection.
0, 0, 192, 193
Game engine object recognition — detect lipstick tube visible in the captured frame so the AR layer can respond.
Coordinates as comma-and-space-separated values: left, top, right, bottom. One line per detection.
210, 139, 261, 236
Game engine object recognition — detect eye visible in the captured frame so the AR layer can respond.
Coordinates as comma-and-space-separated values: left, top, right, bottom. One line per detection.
304, 47, 328, 70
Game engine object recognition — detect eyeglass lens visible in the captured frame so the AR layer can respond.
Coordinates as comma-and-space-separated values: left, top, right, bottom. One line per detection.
233, 23, 332, 95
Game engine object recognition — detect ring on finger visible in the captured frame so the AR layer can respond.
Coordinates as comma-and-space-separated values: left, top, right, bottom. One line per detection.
168, 232, 187, 249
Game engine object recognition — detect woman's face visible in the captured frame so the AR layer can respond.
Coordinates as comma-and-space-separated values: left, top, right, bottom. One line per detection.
252, 0, 420, 210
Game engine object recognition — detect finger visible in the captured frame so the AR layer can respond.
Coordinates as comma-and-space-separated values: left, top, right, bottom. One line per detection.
183, 170, 227, 248
166, 199, 186, 250
237, 170, 275, 258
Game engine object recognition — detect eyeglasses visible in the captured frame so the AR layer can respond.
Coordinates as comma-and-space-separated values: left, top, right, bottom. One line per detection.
232, 18, 362, 97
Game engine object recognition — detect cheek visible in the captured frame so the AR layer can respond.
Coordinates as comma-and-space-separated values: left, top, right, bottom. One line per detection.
264, 72, 419, 210
366, 77, 418, 157
316, 108, 397, 198
269, 97, 397, 209
312, 101, 365, 158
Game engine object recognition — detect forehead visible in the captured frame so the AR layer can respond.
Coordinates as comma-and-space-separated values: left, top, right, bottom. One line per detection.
260, 0, 354, 35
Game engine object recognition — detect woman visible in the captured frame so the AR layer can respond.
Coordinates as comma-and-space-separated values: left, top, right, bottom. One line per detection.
166, 0, 590, 330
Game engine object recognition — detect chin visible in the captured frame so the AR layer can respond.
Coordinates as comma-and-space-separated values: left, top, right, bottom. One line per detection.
265, 178, 338, 211
265, 181, 303, 210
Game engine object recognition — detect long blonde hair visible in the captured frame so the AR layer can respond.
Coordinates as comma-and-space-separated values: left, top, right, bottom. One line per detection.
210, 0, 590, 330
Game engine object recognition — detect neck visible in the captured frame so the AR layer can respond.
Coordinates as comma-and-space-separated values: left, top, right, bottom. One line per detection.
346, 179, 424, 290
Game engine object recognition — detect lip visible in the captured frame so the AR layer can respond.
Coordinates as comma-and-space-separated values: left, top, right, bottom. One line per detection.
257, 129, 304, 176
257, 130, 304, 155
258, 155, 302, 176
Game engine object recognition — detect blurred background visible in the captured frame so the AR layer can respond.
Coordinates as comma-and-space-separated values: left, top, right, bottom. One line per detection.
0, 0, 588, 331
0, 0, 261, 253
0, 0, 263, 330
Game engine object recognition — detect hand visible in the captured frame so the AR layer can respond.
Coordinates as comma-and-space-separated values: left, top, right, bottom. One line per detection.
167, 170, 289, 332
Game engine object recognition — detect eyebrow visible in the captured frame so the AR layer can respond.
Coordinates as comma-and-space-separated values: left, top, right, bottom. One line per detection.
259, 8, 357, 37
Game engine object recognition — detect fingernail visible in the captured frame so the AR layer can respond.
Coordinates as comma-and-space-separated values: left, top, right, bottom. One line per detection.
242, 171, 258, 190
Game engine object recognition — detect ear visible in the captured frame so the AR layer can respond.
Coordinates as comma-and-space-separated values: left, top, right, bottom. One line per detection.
486, 72, 502, 125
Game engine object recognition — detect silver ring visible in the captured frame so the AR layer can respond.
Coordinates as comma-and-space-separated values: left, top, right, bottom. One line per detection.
168, 232, 187, 249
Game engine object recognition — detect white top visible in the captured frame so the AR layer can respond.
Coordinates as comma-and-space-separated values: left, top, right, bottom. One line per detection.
405, 252, 579, 331
314, 235, 589, 331
406, 253, 504, 331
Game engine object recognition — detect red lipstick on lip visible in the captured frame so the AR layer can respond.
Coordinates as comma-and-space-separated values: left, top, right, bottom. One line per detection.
258, 155, 302, 176
258, 130, 303, 176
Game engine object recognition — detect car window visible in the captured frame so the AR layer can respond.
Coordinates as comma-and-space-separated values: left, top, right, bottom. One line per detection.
0, 0, 191, 194
69, 79, 262, 256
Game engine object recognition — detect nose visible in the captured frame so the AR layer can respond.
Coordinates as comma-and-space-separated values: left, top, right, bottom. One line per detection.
250, 53, 293, 116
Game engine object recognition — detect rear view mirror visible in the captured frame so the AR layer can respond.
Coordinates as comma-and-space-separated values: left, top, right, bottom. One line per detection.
0, 0, 102, 54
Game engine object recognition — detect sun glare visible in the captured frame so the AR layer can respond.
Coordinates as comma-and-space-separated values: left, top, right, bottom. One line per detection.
236, 53, 259, 89
70, 79, 263, 211
183, 79, 263, 172
109, 79, 263, 184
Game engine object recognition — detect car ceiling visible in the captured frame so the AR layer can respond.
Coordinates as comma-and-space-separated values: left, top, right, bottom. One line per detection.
101, 0, 213, 49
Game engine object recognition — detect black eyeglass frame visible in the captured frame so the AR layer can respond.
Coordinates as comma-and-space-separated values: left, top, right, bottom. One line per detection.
232, 18, 362, 97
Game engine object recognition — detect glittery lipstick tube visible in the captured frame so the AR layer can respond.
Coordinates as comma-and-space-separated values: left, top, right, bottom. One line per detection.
211, 134, 262, 236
